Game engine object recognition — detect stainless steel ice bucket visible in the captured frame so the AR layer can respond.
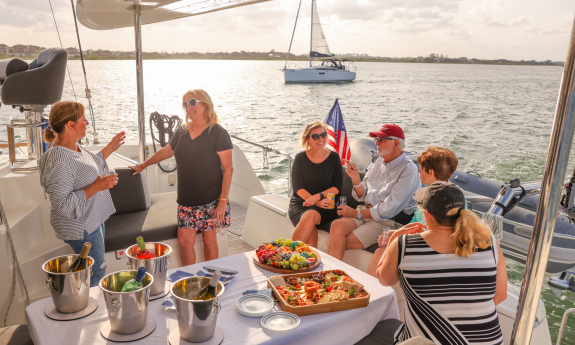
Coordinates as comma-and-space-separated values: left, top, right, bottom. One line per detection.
171, 277, 224, 343
99, 270, 153, 335
42, 255, 94, 313
126, 242, 171, 296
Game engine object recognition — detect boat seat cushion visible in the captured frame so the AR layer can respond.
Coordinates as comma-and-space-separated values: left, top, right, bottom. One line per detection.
354, 318, 403, 345
0, 324, 34, 345
108, 167, 148, 215
104, 191, 200, 252
0, 58, 29, 82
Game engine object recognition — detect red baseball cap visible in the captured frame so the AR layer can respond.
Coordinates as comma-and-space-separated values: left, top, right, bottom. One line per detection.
369, 124, 405, 140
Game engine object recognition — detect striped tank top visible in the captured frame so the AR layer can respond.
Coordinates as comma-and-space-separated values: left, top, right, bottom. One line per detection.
394, 233, 503, 345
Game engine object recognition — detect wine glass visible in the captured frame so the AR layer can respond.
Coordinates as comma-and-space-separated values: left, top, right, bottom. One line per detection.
214, 220, 227, 236
340, 196, 347, 207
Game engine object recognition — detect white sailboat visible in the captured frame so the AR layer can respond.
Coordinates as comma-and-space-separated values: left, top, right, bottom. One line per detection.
284, 0, 356, 83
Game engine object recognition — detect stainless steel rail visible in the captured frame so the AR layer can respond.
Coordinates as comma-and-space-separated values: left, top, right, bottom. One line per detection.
134, 5, 146, 164
230, 135, 294, 195
556, 308, 575, 345
472, 209, 575, 242
511, 14, 575, 345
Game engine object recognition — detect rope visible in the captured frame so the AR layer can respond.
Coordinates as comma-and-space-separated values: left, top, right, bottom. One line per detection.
1, 198, 30, 327
149, 112, 181, 173
47, 0, 77, 102
482, 213, 504, 243
69, 0, 99, 144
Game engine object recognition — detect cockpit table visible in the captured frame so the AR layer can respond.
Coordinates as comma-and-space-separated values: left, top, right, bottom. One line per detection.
25, 250, 399, 345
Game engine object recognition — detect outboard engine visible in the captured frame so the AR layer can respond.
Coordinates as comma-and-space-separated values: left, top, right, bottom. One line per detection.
483, 178, 526, 241
0, 48, 67, 171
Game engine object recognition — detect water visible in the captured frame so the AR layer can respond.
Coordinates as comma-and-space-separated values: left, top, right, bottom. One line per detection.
2, 60, 574, 342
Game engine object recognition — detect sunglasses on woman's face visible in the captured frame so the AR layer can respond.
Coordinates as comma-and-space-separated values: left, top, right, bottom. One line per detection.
182, 98, 201, 109
310, 132, 328, 140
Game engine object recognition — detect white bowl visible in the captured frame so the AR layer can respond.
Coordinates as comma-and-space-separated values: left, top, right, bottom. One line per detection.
236, 294, 274, 317
260, 312, 300, 331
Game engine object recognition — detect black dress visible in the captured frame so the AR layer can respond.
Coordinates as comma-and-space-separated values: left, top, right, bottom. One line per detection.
288, 150, 343, 227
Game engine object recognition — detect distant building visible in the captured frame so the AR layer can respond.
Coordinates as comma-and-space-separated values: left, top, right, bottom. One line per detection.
12, 46, 33, 56
459, 57, 468, 61
0, 44, 9, 55
269, 54, 280, 58
122, 51, 135, 57
65, 47, 81, 58
417, 56, 424, 62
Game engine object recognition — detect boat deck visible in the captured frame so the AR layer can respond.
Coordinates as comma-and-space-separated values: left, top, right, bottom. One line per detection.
227, 201, 255, 256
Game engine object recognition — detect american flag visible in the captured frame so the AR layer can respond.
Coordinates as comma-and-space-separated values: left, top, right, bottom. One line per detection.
325, 99, 350, 165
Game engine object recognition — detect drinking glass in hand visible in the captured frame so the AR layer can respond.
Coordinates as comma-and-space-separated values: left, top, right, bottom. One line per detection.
214, 220, 226, 236
105, 167, 116, 176
340, 196, 347, 207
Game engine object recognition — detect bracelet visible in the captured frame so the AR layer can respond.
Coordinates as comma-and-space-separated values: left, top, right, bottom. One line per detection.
353, 182, 362, 188
219, 196, 227, 201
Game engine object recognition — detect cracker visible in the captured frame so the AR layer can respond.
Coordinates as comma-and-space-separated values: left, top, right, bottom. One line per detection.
270, 276, 287, 288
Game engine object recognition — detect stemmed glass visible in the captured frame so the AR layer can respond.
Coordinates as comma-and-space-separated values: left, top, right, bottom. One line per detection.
214, 220, 227, 236
340, 196, 347, 207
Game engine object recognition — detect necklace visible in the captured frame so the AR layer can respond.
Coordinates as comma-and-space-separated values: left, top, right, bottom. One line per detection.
54, 140, 79, 152
190, 124, 206, 137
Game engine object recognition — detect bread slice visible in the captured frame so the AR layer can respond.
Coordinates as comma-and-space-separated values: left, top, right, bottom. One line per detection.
317, 293, 333, 304
270, 276, 287, 288
342, 281, 364, 293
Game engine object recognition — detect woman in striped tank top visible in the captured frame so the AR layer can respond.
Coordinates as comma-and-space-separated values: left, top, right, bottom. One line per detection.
376, 181, 507, 345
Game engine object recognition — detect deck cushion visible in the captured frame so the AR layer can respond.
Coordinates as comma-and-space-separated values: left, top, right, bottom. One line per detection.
0, 324, 34, 345
108, 167, 147, 215
104, 191, 199, 252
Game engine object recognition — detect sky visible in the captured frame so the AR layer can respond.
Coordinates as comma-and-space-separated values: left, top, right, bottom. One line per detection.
0, 0, 574, 61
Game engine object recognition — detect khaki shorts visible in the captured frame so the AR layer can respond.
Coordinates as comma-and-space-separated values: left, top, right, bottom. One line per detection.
352, 214, 399, 248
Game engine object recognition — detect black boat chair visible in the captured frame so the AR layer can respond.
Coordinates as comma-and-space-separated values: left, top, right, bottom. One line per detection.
0, 324, 33, 345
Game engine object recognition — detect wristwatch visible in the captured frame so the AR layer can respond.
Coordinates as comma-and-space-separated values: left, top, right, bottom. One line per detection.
357, 209, 363, 219
319, 192, 325, 200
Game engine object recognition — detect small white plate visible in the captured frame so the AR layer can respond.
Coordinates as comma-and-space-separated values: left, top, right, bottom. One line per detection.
260, 312, 300, 331
236, 294, 274, 317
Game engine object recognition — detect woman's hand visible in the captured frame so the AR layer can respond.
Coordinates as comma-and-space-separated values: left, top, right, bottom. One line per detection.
315, 198, 331, 209
303, 194, 321, 207
93, 174, 118, 191
344, 160, 361, 186
101, 132, 126, 159
129, 163, 145, 175
214, 200, 227, 223
337, 205, 358, 218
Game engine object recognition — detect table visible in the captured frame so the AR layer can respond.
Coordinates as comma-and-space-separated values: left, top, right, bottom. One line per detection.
26, 250, 399, 345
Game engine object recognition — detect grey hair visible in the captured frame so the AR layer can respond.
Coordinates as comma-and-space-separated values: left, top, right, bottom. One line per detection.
389, 136, 406, 150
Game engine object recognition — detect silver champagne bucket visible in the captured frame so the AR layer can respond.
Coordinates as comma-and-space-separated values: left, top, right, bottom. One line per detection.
42, 255, 94, 313
126, 242, 171, 296
171, 277, 224, 343
99, 270, 153, 335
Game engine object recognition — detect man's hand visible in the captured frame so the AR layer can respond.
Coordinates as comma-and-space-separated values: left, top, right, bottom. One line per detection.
303, 194, 321, 207
343, 160, 361, 186
337, 205, 358, 218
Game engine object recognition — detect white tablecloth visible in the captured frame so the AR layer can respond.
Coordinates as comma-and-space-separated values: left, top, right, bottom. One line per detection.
26, 250, 399, 345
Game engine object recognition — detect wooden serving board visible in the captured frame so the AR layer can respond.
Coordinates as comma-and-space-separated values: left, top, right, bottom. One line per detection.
267, 270, 370, 317
252, 247, 322, 274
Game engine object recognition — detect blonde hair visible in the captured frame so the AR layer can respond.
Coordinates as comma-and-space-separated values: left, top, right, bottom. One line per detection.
181, 89, 219, 132
424, 208, 493, 257
43, 101, 85, 143
300, 121, 327, 150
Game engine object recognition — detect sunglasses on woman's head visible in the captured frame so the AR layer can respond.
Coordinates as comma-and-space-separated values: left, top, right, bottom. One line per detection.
182, 98, 201, 109
310, 132, 327, 140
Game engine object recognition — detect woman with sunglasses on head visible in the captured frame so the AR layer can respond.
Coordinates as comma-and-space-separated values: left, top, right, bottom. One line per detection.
289, 121, 343, 248
130, 89, 233, 265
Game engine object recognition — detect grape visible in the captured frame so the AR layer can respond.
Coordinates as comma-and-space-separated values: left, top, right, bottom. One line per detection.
284, 239, 293, 247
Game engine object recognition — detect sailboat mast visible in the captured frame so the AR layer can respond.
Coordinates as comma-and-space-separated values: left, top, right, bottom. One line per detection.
284, 0, 303, 70
310, 0, 313, 67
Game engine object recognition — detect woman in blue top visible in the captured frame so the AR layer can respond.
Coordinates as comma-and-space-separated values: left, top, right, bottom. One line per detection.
367, 146, 459, 277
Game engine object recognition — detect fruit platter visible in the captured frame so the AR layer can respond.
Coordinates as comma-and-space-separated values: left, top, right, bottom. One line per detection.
253, 238, 322, 274
267, 270, 370, 316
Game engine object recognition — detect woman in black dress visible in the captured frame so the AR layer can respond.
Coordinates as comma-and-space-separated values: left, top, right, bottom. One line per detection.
289, 121, 343, 248
130, 89, 233, 265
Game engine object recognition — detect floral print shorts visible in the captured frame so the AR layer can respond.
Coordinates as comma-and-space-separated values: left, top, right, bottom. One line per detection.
177, 199, 231, 231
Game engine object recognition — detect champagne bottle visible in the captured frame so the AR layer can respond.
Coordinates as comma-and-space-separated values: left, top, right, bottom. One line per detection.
69, 243, 91, 272
121, 267, 147, 292
135, 236, 154, 259
200, 270, 221, 300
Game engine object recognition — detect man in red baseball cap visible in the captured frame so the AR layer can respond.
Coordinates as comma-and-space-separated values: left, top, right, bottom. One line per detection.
327, 124, 421, 261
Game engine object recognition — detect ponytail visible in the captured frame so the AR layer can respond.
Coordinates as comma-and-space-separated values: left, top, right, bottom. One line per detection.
43, 126, 56, 143
424, 208, 493, 257
450, 209, 492, 257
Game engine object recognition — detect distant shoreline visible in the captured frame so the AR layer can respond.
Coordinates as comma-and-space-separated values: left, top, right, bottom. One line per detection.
0, 55, 563, 66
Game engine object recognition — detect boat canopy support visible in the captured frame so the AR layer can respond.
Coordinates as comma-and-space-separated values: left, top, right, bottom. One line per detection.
511, 13, 575, 345
134, 5, 146, 164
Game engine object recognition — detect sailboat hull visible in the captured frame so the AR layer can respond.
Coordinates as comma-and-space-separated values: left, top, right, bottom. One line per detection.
284, 68, 356, 82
